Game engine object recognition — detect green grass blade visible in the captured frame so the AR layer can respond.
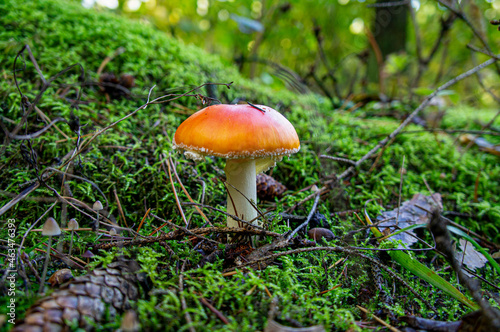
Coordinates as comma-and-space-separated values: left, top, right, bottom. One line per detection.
380, 223, 427, 241
385, 250, 479, 310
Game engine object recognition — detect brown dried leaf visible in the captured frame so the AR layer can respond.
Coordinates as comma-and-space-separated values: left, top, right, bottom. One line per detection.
456, 239, 488, 271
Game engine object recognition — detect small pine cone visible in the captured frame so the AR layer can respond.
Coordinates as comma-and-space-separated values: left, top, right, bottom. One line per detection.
119, 74, 135, 89
256, 173, 287, 201
11, 259, 143, 332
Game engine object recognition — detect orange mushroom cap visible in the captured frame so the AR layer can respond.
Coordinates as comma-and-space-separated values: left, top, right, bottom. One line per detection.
173, 104, 300, 159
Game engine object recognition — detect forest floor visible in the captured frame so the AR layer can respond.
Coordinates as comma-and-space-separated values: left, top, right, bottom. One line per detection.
0, 0, 499, 331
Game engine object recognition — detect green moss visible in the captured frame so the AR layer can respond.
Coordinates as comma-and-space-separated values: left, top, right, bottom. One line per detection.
0, 0, 499, 331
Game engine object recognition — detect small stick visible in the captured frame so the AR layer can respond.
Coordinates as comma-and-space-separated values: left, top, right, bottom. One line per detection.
198, 296, 230, 324
55, 132, 93, 143
356, 305, 402, 332
368, 136, 396, 173
149, 220, 172, 236
263, 284, 273, 298
286, 191, 321, 241
114, 188, 128, 227
150, 213, 220, 245
246, 102, 266, 113
317, 284, 341, 295
319, 155, 356, 165
163, 155, 188, 226
34, 106, 70, 140
221, 271, 238, 277
93, 225, 277, 250
136, 208, 151, 234
169, 157, 212, 226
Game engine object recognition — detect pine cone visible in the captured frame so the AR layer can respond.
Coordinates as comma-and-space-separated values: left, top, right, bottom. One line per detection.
11, 258, 144, 332
256, 173, 287, 201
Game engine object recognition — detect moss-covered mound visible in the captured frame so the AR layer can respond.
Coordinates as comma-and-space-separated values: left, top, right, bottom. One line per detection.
1, 0, 499, 331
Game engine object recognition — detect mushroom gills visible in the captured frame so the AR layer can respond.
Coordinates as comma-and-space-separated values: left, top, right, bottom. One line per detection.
255, 156, 283, 174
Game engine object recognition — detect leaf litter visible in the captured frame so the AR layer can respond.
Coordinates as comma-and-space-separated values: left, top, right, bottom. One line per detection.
377, 194, 488, 271
376, 193, 442, 247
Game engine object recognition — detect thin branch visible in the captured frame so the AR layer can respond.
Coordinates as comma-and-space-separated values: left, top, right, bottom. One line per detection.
163, 155, 188, 226
313, 22, 341, 99
169, 157, 212, 226
150, 213, 220, 245
0, 118, 68, 140
319, 155, 357, 165
93, 225, 277, 250
436, 0, 500, 73
370, 129, 500, 138
286, 191, 320, 240
337, 56, 498, 180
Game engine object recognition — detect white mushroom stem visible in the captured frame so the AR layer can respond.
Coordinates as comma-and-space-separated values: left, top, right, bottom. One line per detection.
69, 231, 74, 256
225, 159, 259, 229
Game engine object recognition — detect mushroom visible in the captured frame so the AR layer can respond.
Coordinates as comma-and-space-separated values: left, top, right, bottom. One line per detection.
82, 250, 95, 264
67, 218, 79, 256
39, 217, 61, 294
109, 227, 117, 242
173, 103, 299, 236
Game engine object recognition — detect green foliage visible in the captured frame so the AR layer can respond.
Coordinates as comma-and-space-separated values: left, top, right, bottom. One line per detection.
88, 0, 500, 106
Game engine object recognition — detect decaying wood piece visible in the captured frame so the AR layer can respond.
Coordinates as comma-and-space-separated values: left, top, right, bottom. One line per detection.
11, 258, 145, 332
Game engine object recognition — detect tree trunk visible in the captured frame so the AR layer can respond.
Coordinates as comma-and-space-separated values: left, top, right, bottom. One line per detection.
368, 0, 408, 86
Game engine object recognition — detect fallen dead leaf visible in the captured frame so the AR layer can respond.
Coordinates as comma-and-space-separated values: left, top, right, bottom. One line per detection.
376, 193, 443, 247
459, 134, 500, 157
456, 239, 488, 271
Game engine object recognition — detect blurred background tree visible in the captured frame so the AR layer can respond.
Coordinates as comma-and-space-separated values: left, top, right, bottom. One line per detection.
82, 0, 500, 107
